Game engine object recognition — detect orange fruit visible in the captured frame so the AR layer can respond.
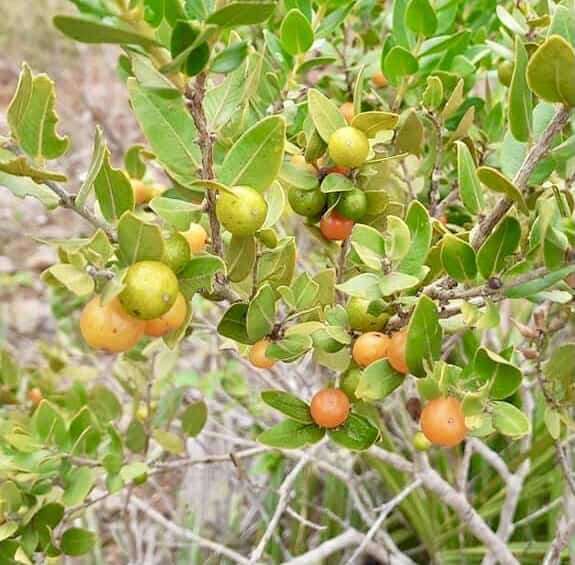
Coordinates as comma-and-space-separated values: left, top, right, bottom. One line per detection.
319, 210, 354, 241
248, 339, 275, 369
420, 397, 466, 448
80, 296, 145, 353
310, 388, 350, 428
351, 331, 390, 368
181, 223, 208, 254
145, 292, 188, 337
387, 329, 409, 374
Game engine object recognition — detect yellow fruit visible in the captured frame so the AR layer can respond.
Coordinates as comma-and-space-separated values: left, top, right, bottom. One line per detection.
145, 292, 188, 337
132, 179, 163, 205
340, 102, 355, 124
328, 127, 369, 169
80, 296, 145, 352
215, 186, 267, 236
181, 223, 208, 254
119, 261, 179, 320
290, 154, 317, 174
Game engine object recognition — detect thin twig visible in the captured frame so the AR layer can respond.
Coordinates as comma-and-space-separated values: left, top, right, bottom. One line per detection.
471, 105, 572, 249
348, 478, 422, 564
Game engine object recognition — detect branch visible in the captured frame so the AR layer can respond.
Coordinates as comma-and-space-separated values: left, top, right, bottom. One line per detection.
280, 528, 391, 565
185, 74, 239, 303
347, 478, 422, 563
416, 454, 521, 565
426, 112, 443, 215
130, 495, 252, 565
542, 514, 575, 565
248, 445, 319, 564
471, 105, 572, 249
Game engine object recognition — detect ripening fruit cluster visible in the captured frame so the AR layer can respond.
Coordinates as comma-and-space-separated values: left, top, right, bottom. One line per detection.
352, 328, 408, 374
287, 123, 371, 242
79, 216, 208, 352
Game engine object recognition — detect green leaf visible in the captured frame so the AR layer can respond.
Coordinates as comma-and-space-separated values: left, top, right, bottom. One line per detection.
505, 264, 575, 298
53, 15, 161, 47
117, 211, 164, 265
491, 401, 530, 439
120, 462, 148, 483
496, 5, 528, 35
526, 35, 575, 106
0, 171, 59, 209
60, 528, 96, 556
295, 56, 337, 74
146, 0, 187, 27
544, 407, 561, 440
440, 235, 477, 283
266, 334, 312, 362
398, 200, 431, 276
355, 359, 404, 401
379, 272, 420, 295
179, 255, 226, 296
280, 9, 313, 55
406, 0, 437, 37
543, 343, 575, 398
257, 419, 324, 448
128, 79, 201, 188
336, 273, 381, 300
422, 76, 443, 111
76, 127, 105, 207
456, 141, 483, 215
383, 46, 419, 82
257, 237, 296, 290
126, 419, 147, 453
263, 181, 286, 229
93, 150, 134, 223
476, 216, 521, 278
508, 37, 532, 143
320, 173, 354, 193
474, 347, 522, 400
217, 303, 252, 344
153, 429, 185, 454
394, 109, 423, 155
170, 20, 210, 77
211, 41, 249, 73
316, 2, 355, 38
247, 284, 276, 341
392, 0, 413, 49
307, 88, 347, 143
0, 153, 66, 182
261, 391, 312, 423
149, 197, 202, 231
441, 78, 464, 119
227, 235, 256, 282
0, 523, 18, 543
207, 1, 276, 25
181, 401, 208, 437
406, 295, 442, 377
62, 467, 94, 506
32, 400, 68, 445
7, 63, 69, 161
32, 503, 64, 528
42, 264, 94, 297
350, 112, 399, 138
329, 413, 379, 451
292, 272, 319, 310
220, 116, 286, 192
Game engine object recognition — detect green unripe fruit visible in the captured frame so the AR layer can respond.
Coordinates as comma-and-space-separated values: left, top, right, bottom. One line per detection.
328, 127, 370, 169
336, 188, 368, 221
497, 61, 514, 87
162, 231, 191, 274
119, 261, 179, 320
288, 187, 327, 217
347, 297, 389, 332
412, 431, 432, 452
215, 186, 267, 236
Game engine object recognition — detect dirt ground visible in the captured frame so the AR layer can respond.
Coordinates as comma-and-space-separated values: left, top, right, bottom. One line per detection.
0, 0, 142, 362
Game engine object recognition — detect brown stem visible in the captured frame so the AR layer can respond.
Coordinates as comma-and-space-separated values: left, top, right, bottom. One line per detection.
184, 74, 239, 303
471, 105, 572, 249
